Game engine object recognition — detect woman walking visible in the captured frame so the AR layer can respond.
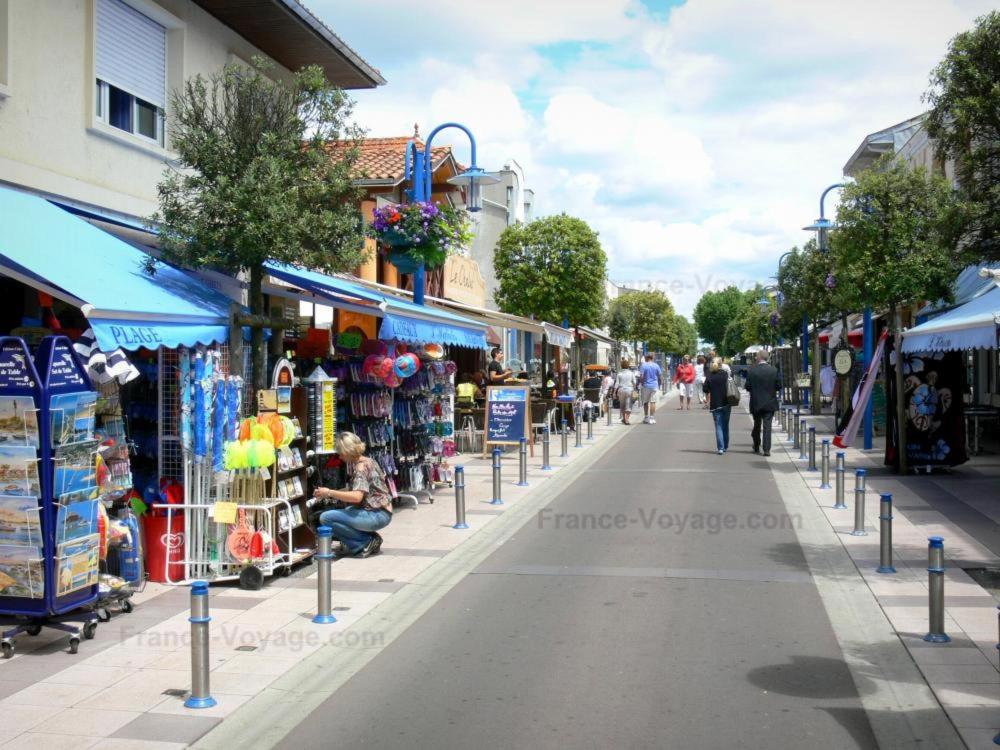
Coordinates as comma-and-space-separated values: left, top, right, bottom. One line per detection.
694, 354, 707, 406
673, 355, 696, 410
703, 358, 732, 454
614, 361, 637, 425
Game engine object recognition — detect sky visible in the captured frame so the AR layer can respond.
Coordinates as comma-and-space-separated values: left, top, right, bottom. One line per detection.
312, 0, 995, 318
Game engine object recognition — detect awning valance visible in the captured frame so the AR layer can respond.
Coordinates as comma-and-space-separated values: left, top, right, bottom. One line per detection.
379, 296, 488, 349
265, 263, 386, 309
902, 284, 1000, 353
542, 322, 573, 349
0, 186, 232, 352
575, 325, 615, 345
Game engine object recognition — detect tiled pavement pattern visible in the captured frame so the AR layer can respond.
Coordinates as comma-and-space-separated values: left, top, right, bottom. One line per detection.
788, 411, 1000, 750
0, 401, 640, 749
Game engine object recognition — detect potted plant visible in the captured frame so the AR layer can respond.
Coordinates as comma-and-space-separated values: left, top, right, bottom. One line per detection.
369, 201, 473, 273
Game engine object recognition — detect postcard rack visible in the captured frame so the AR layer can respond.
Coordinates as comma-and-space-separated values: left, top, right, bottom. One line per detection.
0, 336, 100, 658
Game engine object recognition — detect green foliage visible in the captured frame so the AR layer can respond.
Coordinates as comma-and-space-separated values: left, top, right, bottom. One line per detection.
607, 290, 677, 351
925, 10, 1000, 261
692, 286, 747, 349
152, 58, 368, 286
774, 239, 849, 339
493, 214, 607, 327
830, 158, 969, 312
664, 314, 698, 356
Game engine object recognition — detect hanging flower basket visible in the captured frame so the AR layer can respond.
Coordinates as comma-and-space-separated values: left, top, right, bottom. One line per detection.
387, 248, 425, 274
368, 201, 473, 272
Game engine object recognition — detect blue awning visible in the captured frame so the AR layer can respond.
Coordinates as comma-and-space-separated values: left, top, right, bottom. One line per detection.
902, 283, 1000, 353
0, 185, 231, 352
379, 297, 488, 349
265, 263, 386, 309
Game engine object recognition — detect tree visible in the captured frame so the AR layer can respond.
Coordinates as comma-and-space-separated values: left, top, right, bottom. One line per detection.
831, 158, 968, 313
493, 214, 607, 327
831, 157, 969, 472
692, 286, 746, 349
663, 314, 698, 356
152, 59, 368, 389
925, 10, 1000, 261
775, 240, 850, 343
607, 289, 676, 353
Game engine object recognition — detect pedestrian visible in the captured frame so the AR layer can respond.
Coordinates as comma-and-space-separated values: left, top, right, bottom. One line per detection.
709, 349, 731, 376
487, 347, 513, 385
672, 354, 696, 410
313, 431, 393, 558
695, 354, 707, 406
614, 360, 637, 425
638, 353, 663, 424
599, 369, 615, 416
703, 357, 732, 454
747, 349, 780, 457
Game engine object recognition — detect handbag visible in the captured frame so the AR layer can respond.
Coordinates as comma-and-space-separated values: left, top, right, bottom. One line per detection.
725, 375, 741, 406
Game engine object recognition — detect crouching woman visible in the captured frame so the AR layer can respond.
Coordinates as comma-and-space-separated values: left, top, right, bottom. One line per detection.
312, 432, 392, 558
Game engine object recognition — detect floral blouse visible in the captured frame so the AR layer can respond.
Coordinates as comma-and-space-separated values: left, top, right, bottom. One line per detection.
351, 456, 393, 512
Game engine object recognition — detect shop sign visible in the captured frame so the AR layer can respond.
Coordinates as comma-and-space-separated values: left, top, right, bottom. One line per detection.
443, 255, 487, 308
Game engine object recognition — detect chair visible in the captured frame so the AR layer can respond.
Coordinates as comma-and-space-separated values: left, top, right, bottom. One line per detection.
532, 404, 559, 443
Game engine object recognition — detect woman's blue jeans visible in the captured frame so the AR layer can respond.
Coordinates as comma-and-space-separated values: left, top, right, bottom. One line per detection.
711, 406, 731, 452
318, 507, 391, 554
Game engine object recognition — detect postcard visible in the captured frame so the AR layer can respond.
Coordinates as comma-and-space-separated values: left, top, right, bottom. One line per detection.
0, 396, 39, 448
49, 391, 97, 447
59, 487, 99, 505
53, 440, 99, 496
56, 534, 99, 596
0, 495, 41, 547
0, 544, 44, 599
292, 477, 304, 498
0, 445, 41, 498
57, 499, 100, 545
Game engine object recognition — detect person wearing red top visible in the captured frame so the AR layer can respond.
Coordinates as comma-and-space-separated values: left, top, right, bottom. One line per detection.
673, 355, 697, 410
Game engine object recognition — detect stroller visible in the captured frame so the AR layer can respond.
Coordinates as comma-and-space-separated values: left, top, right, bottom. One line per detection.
95, 508, 143, 621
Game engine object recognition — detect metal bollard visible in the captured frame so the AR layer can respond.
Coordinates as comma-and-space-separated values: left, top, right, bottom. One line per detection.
517, 438, 529, 486
781, 407, 789, 433
786, 409, 795, 442
560, 419, 569, 457
924, 536, 950, 643
820, 440, 831, 488
798, 421, 807, 459
312, 527, 336, 624
606, 400, 612, 426
184, 580, 217, 709
453, 466, 468, 529
807, 427, 817, 471
491, 448, 503, 505
542, 427, 552, 470
575, 411, 583, 448
851, 469, 867, 536
586, 409, 594, 441
876, 493, 896, 574
833, 452, 847, 509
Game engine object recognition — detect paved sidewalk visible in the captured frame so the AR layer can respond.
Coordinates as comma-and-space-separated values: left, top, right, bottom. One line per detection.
0, 397, 658, 749
777, 409, 1000, 749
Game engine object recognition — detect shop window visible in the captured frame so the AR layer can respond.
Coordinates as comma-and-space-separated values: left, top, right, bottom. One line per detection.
94, 0, 166, 145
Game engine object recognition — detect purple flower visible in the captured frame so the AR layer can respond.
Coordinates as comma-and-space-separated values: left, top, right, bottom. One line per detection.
825, 273, 836, 289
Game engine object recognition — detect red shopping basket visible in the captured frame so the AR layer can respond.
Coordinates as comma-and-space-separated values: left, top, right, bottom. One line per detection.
142, 512, 185, 583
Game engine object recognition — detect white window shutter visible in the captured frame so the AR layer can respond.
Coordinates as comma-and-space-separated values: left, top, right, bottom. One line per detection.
95, 0, 166, 108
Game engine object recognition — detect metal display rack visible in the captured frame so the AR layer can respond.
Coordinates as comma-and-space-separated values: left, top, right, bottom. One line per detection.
0, 336, 100, 658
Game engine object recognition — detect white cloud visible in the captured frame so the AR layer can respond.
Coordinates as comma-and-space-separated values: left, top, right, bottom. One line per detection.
322, 0, 997, 317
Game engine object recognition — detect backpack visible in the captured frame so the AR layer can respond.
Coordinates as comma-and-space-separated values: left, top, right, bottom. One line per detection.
726, 375, 741, 406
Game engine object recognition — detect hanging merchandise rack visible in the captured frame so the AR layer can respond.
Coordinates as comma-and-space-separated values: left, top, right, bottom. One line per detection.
0, 336, 101, 658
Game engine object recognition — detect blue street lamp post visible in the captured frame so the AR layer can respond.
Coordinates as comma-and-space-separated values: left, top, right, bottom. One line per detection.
403, 123, 499, 305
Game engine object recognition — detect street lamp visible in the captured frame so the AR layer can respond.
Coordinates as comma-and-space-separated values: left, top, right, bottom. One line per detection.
803, 183, 845, 252
403, 122, 500, 304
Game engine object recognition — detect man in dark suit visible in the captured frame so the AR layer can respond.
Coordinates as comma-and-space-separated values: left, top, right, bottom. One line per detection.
747, 350, 780, 456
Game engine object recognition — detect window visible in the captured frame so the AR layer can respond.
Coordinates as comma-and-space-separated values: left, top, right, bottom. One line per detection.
94, 0, 166, 145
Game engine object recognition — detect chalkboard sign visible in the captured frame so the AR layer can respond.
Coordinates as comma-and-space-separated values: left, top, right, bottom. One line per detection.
483, 385, 532, 456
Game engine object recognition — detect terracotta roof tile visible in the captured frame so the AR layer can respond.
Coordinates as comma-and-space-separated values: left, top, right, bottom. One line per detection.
328, 136, 460, 183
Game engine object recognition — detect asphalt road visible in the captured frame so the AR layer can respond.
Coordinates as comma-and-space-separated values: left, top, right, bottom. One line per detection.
278, 405, 877, 749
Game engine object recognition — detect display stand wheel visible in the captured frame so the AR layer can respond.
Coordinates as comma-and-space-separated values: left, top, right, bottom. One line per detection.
121, 599, 134, 614
239, 566, 264, 591
1, 641, 13, 659
96, 609, 111, 623
277, 565, 292, 578
82, 622, 97, 640
26, 624, 42, 636
68, 637, 80, 654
